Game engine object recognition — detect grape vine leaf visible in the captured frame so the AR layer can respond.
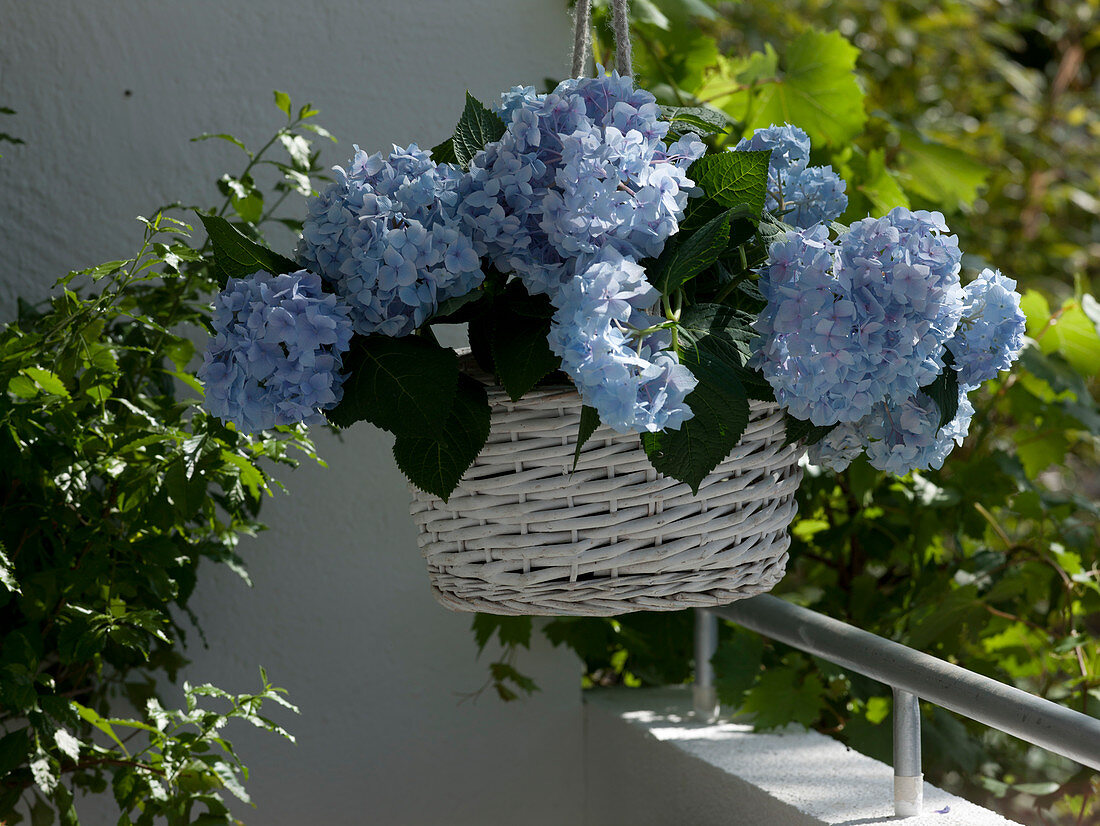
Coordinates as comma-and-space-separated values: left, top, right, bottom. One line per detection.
746, 29, 867, 148
326, 335, 459, 438
392, 374, 492, 501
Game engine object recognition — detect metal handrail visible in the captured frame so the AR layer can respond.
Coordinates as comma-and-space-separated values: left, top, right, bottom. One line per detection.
696, 595, 1100, 817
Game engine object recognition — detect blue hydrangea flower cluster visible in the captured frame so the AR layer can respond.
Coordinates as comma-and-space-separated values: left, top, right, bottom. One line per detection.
199, 269, 354, 434
296, 144, 484, 337
753, 208, 964, 426
808, 385, 976, 475
547, 248, 697, 433
457, 70, 705, 298
947, 269, 1027, 387
734, 124, 847, 229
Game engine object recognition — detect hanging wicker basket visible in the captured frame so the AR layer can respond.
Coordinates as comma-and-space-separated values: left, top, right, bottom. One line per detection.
409, 358, 804, 616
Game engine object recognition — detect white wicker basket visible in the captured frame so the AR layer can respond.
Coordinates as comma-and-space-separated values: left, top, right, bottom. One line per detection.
409, 367, 804, 616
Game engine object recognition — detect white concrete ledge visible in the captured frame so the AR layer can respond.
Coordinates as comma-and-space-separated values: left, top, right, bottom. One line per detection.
584, 687, 1022, 826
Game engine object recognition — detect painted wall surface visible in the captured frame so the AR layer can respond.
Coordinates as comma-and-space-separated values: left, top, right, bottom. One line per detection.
0, 2, 584, 823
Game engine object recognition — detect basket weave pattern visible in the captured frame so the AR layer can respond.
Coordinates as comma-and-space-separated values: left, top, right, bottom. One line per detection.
409, 378, 803, 616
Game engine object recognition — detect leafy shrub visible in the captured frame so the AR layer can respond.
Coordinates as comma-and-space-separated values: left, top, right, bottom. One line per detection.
0, 93, 334, 825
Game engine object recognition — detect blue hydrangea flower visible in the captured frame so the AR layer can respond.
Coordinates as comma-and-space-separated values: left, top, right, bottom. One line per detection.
805, 423, 865, 472
547, 248, 696, 433
734, 124, 847, 228
784, 165, 848, 229
807, 385, 975, 475
199, 269, 354, 434
753, 209, 965, 426
947, 269, 1026, 387
457, 69, 704, 300
861, 386, 976, 475
296, 144, 484, 337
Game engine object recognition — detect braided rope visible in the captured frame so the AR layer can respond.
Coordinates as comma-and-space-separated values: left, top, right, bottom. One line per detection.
570, 0, 593, 78
610, 0, 633, 76
570, 0, 633, 78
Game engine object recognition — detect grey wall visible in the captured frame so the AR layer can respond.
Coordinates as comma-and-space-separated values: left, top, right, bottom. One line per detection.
0, 2, 585, 823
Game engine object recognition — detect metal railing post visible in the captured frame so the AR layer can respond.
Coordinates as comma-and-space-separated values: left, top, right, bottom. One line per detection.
694, 608, 719, 720
893, 687, 923, 817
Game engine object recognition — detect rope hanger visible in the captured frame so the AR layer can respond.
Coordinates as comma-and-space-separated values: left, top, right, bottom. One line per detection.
571, 0, 633, 79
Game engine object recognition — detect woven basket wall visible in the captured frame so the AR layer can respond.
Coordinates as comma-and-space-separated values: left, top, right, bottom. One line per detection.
409, 373, 804, 616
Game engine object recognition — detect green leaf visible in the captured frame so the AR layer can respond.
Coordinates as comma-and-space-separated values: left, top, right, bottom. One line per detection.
677, 302, 758, 361
687, 151, 770, 219
747, 29, 867, 148
490, 284, 560, 401
196, 213, 297, 284
573, 405, 601, 472
740, 666, 827, 729
0, 540, 18, 594
22, 367, 70, 399
651, 209, 732, 293
430, 137, 458, 165
472, 615, 533, 652
661, 105, 731, 136
273, 90, 292, 119
452, 93, 506, 168
896, 130, 988, 210
853, 148, 909, 217
1040, 299, 1100, 376
189, 133, 250, 156
712, 630, 764, 707
392, 374, 492, 501
641, 342, 750, 493
921, 357, 961, 430
783, 414, 837, 447
326, 335, 459, 437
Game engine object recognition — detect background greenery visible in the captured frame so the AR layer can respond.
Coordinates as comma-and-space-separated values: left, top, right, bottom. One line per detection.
0, 94, 332, 824
481, 3, 1099, 825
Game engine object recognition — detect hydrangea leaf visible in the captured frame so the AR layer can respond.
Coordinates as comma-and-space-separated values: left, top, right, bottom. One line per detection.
491, 313, 561, 402
678, 302, 758, 361
921, 354, 961, 430
453, 93, 506, 169
430, 137, 458, 165
651, 209, 732, 293
641, 342, 749, 493
783, 414, 838, 447
746, 29, 867, 148
686, 150, 770, 222
488, 282, 560, 402
196, 213, 297, 285
392, 375, 491, 501
572, 405, 601, 471
326, 335, 459, 438
660, 105, 731, 137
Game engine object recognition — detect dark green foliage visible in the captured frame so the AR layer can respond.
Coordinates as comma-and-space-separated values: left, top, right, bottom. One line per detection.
0, 92, 332, 824
641, 341, 749, 493
451, 93, 507, 169
391, 374, 492, 502
572, 405, 601, 471
327, 335, 460, 435
196, 214, 298, 285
